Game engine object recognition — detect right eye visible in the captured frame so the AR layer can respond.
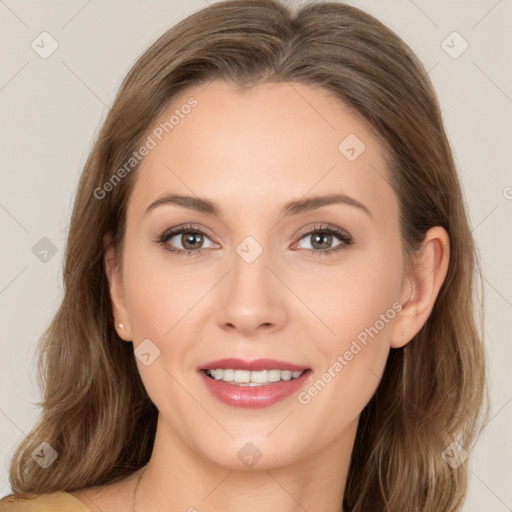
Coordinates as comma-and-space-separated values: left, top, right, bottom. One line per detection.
157, 225, 218, 256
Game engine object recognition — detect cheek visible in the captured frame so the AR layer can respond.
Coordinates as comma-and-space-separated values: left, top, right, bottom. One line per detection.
123, 264, 169, 340
120, 238, 210, 392
121, 235, 203, 339
120, 245, 203, 432
299, 239, 402, 349
298, 239, 402, 408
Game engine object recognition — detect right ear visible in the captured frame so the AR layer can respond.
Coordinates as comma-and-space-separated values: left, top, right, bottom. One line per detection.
103, 233, 132, 341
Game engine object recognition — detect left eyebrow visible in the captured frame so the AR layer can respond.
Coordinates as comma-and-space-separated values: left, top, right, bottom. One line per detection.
144, 192, 372, 218
280, 193, 372, 218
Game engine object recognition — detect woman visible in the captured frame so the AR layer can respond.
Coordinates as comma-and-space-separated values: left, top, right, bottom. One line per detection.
0, 0, 488, 510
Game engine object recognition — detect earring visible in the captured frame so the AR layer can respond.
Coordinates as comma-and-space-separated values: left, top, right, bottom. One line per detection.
119, 323, 124, 330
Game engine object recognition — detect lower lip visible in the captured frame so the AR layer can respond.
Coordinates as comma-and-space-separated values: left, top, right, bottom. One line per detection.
199, 370, 312, 408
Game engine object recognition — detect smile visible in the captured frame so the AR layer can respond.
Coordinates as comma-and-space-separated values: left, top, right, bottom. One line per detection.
198, 358, 312, 408
204, 368, 305, 386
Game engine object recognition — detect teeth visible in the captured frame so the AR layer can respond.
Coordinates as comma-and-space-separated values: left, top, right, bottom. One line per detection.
206, 369, 305, 386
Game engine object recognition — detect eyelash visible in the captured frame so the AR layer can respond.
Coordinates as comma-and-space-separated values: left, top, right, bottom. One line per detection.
155, 223, 353, 257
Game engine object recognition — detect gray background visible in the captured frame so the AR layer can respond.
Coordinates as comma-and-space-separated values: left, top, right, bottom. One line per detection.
1, 0, 511, 509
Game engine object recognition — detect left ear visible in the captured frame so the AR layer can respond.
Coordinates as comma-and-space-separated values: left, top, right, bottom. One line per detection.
390, 226, 450, 348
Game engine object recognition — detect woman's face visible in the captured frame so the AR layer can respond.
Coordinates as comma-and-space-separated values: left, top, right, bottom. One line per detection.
109, 80, 410, 469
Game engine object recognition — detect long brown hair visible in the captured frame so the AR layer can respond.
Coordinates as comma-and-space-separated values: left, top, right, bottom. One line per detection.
3, 1, 488, 510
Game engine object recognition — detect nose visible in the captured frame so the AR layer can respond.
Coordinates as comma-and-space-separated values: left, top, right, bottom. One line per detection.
216, 246, 289, 338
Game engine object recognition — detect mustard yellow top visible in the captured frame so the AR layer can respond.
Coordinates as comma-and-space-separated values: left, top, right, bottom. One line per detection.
0, 492, 91, 511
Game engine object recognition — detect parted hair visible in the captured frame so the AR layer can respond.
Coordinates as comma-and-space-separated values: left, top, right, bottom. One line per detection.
4, 1, 488, 510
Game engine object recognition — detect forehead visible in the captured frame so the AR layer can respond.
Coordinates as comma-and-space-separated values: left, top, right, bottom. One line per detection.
127, 80, 397, 223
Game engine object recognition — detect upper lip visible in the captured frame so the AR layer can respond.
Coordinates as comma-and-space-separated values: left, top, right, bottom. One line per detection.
199, 358, 309, 372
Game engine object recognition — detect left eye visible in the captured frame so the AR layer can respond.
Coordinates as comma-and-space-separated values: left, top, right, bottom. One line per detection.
293, 226, 352, 254
297, 231, 342, 250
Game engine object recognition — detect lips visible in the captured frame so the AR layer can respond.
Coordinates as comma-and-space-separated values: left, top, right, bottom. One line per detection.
198, 358, 312, 408
199, 358, 309, 372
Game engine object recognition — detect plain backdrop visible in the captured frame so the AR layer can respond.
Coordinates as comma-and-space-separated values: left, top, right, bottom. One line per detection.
0, 0, 511, 510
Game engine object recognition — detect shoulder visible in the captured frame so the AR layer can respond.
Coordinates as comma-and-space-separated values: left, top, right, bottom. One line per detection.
0, 492, 91, 511
0, 469, 141, 512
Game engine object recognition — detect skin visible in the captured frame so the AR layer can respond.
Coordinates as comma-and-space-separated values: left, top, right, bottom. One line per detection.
70, 80, 449, 512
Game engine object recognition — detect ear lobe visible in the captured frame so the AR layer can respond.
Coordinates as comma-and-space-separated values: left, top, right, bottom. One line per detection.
103, 233, 132, 341
390, 226, 450, 348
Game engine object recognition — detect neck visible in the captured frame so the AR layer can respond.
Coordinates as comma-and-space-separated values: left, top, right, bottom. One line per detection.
135, 415, 355, 512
